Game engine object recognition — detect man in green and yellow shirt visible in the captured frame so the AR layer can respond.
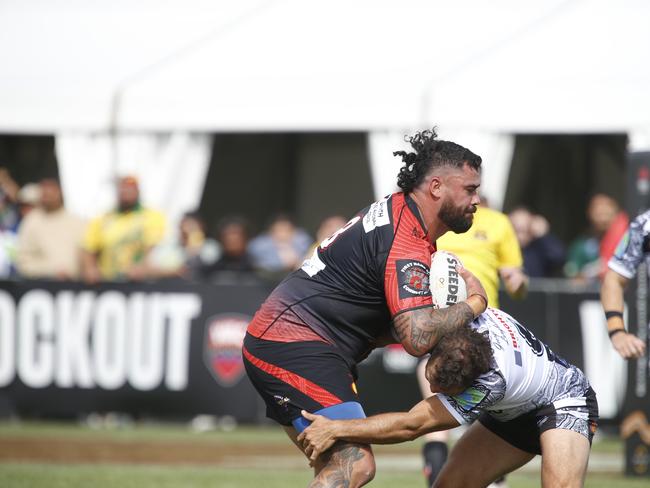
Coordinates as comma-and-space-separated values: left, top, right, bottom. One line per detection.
81, 176, 166, 282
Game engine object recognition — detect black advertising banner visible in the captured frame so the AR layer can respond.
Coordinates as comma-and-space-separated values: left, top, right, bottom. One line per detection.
623, 151, 650, 476
0, 280, 271, 422
0, 279, 641, 434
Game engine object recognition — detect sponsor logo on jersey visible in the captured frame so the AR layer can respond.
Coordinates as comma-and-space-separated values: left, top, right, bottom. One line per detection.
274, 395, 291, 406
614, 230, 630, 257
301, 248, 326, 277
204, 314, 249, 386
363, 197, 390, 233
491, 309, 523, 365
449, 383, 490, 413
397, 260, 431, 298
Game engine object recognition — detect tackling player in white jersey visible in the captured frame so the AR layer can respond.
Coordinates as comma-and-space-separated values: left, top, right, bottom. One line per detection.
298, 308, 598, 488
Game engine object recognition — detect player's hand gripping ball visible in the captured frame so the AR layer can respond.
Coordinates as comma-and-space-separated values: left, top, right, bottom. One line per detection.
429, 251, 467, 309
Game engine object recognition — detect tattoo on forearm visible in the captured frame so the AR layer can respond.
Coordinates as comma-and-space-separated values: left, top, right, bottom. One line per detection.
392, 303, 474, 355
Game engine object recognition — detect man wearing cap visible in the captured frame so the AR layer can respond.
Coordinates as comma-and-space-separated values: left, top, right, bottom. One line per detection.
16, 177, 86, 279
81, 176, 166, 282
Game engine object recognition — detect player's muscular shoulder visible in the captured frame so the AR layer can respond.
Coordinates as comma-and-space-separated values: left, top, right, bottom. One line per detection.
392, 304, 474, 357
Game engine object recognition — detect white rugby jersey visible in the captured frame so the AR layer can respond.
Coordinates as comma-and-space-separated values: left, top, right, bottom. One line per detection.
608, 209, 650, 279
438, 308, 590, 423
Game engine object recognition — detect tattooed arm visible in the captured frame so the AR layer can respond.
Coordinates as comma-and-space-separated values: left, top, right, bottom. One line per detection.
392, 303, 472, 356
393, 266, 487, 357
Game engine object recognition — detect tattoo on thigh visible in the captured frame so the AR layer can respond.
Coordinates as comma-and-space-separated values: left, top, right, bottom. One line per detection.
309, 443, 366, 488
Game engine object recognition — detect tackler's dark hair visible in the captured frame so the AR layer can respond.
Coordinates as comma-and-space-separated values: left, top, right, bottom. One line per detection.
427, 325, 492, 392
394, 128, 482, 193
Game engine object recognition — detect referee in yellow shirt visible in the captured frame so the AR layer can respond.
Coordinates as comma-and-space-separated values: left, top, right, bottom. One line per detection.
418, 200, 528, 488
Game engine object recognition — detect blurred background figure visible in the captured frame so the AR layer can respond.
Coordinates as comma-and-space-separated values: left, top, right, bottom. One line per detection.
564, 193, 628, 282
206, 216, 254, 277
418, 197, 528, 488
149, 211, 220, 281
0, 167, 20, 232
248, 214, 311, 275
16, 182, 41, 219
16, 177, 85, 280
305, 214, 348, 258
178, 212, 220, 279
0, 168, 21, 277
81, 175, 166, 283
509, 206, 566, 278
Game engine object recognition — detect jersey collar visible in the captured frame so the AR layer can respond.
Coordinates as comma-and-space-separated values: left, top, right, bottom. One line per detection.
404, 193, 429, 238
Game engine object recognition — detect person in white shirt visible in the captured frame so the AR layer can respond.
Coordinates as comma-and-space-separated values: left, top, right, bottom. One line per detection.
16, 177, 86, 279
298, 308, 598, 488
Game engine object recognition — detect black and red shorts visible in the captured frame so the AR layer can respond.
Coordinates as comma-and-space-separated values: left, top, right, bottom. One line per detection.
242, 333, 361, 427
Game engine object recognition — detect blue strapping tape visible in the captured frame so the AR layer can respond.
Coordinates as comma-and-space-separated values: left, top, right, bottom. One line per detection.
292, 401, 366, 433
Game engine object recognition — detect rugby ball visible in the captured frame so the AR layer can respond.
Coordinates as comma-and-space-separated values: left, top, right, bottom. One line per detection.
430, 251, 467, 308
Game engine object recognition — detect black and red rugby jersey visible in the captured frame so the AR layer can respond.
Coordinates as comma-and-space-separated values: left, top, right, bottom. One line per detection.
247, 192, 436, 363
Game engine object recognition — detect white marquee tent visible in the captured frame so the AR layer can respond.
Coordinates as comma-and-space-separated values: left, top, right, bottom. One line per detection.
1, 0, 649, 212
3, 0, 649, 133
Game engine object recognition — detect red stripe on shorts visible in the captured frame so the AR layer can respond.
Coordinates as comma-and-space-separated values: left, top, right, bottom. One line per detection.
242, 346, 341, 408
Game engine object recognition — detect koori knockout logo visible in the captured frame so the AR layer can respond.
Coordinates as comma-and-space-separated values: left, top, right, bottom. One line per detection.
204, 314, 250, 387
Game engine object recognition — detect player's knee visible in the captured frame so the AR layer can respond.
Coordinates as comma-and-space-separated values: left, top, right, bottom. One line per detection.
339, 450, 374, 487
316, 442, 376, 487
356, 453, 376, 484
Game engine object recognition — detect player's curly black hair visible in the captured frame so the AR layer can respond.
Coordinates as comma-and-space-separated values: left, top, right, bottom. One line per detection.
394, 128, 482, 193
426, 324, 492, 393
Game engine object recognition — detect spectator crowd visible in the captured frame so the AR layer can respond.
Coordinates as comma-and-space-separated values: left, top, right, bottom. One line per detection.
0, 168, 323, 284
0, 166, 629, 285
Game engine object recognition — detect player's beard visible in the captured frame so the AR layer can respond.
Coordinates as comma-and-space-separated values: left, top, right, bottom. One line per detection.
439, 198, 475, 233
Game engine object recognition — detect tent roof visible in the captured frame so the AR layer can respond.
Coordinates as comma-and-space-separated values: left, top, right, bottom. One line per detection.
0, 0, 263, 132
1, 0, 649, 133
430, 0, 650, 133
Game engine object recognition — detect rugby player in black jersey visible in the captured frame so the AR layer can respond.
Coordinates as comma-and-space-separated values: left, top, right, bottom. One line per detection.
243, 129, 488, 487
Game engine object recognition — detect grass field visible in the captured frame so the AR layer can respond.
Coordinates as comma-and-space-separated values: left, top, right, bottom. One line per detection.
0, 420, 648, 487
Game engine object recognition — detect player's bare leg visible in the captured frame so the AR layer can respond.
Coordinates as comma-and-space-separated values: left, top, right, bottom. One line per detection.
539, 428, 590, 488
284, 426, 376, 487
433, 421, 534, 487
308, 441, 375, 487
418, 354, 509, 488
